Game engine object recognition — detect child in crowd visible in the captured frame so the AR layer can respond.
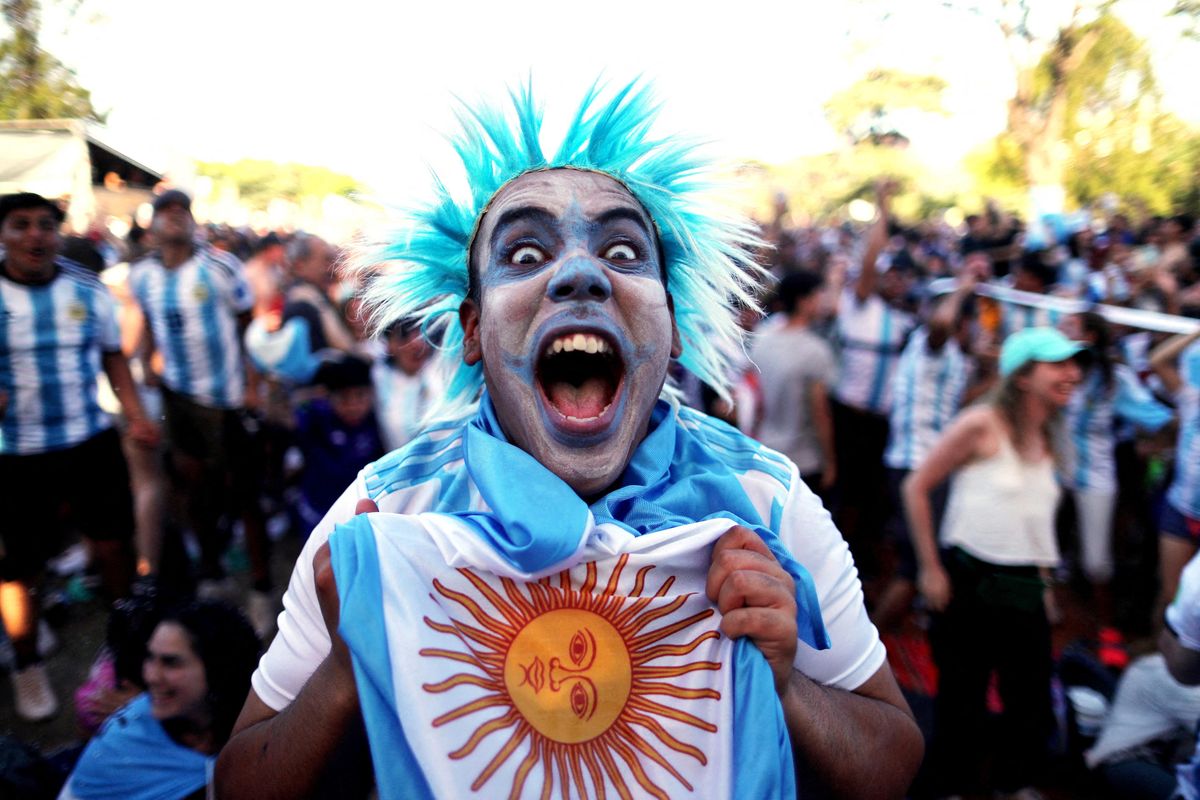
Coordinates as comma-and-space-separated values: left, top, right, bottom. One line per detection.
290, 354, 386, 536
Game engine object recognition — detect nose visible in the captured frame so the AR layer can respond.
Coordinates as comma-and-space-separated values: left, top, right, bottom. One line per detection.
546, 255, 611, 304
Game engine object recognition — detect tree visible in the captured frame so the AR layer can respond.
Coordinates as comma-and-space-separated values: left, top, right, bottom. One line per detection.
197, 159, 362, 210
0, 0, 101, 121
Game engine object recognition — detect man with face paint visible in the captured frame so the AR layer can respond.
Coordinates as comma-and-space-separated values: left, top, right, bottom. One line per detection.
217, 83, 923, 799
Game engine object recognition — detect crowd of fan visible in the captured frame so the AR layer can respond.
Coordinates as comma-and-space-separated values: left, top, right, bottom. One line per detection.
0, 180, 1198, 798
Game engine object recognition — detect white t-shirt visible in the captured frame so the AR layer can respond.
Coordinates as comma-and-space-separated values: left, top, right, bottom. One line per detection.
252, 412, 885, 711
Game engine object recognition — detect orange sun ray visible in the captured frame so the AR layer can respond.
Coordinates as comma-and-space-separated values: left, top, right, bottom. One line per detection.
596, 747, 634, 800
611, 720, 693, 791
448, 710, 521, 759
432, 695, 511, 726
458, 569, 527, 629
566, 748, 587, 800
607, 737, 670, 800
418, 647, 486, 668
473, 722, 531, 791
632, 681, 721, 700
632, 632, 721, 665
507, 733, 541, 800
624, 709, 708, 763
501, 577, 538, 618
629, 610, 716, 650
580, 749, 608, 800
621, 594, 689, 635
432, 580, 518, 638
627, 696, 718, 733
630, 565, 654, 597
602, 555, 629, 597
423, 673, 499, 694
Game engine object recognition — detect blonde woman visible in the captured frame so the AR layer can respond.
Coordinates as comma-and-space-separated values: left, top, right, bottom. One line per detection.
904, 326, 1082, 799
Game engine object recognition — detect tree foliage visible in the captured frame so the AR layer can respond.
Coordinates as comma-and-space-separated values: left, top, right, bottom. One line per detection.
969, 7, 1200, 215
823, 69, 948, 145
196, 159, 362, 210
0, 0, 101, 121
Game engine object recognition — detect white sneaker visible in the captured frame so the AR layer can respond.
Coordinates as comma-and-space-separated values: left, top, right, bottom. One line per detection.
12, 663, 58, 721
246, 589, 278, 640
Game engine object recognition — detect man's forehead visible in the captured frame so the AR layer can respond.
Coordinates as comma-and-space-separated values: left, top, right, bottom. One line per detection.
5, 207, 57, 224
482, 169, 653, 231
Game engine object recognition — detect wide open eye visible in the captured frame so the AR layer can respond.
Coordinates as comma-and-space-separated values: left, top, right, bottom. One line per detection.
510, 245, 546, 266
603, 243, 637, 262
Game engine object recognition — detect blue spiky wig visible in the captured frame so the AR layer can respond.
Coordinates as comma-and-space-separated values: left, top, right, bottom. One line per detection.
348, 78, 766, 422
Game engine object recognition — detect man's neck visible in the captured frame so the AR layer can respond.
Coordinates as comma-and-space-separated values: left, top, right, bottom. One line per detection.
0, 259, 57, 287
783, 311, 811, 330
159, 241, 194, 269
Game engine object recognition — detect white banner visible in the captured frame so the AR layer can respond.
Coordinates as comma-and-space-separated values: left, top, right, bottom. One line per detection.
928, 279, 1200, 335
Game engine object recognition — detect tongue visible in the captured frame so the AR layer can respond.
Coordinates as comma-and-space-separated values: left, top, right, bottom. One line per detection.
547, 377, 611, 419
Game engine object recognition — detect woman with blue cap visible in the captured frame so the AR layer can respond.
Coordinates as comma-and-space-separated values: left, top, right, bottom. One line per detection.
903, 326, 1083, 798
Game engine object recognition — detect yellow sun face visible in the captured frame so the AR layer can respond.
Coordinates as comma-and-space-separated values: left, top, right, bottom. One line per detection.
420, 554, 723, 799
504, 608, 632, 744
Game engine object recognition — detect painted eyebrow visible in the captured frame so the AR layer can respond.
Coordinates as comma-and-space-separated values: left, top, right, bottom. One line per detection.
487, 206, 558, 250
593, 207, 653, 237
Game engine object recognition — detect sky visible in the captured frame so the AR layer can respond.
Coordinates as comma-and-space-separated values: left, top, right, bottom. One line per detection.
29, 0, 1200, 203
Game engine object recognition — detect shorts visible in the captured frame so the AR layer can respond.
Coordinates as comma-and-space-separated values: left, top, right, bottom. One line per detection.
161, 388, 256, 508
0, 428, 133, 581
1161, 502, 1200, 544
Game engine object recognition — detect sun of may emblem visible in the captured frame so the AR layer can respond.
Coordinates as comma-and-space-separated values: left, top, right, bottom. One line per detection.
420, 554, 722, 799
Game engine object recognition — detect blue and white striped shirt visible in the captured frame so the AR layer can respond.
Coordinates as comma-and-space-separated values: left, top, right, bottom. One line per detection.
0, 260, 120, 455
998, 298, 1064, 339
1167, 343, 1200, 519
834, 288, 915, 415
129, 246, 254, 409
1061, 364, 1172, 493
883, 328, 968, 470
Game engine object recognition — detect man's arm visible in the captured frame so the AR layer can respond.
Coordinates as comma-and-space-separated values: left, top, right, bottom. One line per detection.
852, 180, 894, 303
808, 379, 836, 491
781, 663, 922, 799
706, 527, 922, 799
215, 499, 377, 799
101, 351, 159, 447
1162, 627, 1200, 686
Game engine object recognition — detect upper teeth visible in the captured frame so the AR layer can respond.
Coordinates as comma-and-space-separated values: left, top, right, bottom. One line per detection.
546, 333, 611, 356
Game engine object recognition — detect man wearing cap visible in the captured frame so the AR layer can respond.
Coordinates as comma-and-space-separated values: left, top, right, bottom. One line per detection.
0, 192, 157, 720
217, 83, 923, 799
127, 190, 257, 596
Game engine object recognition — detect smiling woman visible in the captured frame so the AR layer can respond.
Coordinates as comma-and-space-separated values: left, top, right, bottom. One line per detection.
59, 602, 260, 800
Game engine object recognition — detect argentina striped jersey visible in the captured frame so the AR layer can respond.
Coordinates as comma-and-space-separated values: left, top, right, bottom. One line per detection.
1061, 364, 1172, 493
1167, 343, 1200, 519
834, 288, 915, 414
883, 328, 968, 470
0, 260, 120, 455
129, 246, 253, 409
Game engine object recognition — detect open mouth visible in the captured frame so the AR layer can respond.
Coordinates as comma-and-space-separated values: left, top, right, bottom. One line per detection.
536, 331, 624, 430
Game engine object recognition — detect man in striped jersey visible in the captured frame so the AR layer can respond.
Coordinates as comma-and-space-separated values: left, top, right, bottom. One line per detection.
128, 190, 257, 596
832, 180, 917, 578
0, 193, 158, 720
873, 273, 977, 632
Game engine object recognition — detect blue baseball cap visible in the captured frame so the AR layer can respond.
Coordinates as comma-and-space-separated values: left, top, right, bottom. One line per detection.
999, 327, 1084, 377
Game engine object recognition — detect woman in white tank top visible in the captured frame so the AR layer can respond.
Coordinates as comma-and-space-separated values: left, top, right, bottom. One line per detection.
902, 327, 1082, 798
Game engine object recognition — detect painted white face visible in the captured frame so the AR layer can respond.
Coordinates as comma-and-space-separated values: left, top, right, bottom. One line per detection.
460, 170, 680, 498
